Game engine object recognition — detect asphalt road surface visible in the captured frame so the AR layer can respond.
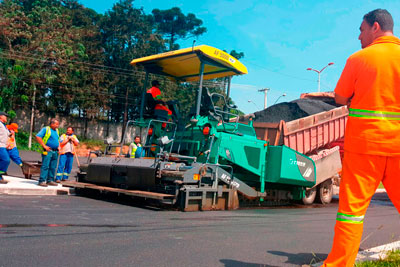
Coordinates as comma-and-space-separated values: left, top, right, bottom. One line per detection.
0, 192, 399, 267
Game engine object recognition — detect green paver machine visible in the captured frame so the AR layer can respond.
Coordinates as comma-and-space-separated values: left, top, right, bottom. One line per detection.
76, 45, 316, 211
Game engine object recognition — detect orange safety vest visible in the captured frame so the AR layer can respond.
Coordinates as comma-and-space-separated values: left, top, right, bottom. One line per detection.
147, 86, 172, 114
335, 36, 400, 156
7, 135, 16, 150
59, 134, 77, 155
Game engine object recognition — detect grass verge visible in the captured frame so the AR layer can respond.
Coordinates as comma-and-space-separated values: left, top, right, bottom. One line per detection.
355, 249, 400, 267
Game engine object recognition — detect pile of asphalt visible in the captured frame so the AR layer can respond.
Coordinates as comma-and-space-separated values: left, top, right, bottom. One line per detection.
253, 99, 336, 123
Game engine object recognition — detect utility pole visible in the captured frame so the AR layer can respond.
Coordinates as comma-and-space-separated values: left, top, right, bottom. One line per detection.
258, 88, 270, 109
28, 85, 36, 149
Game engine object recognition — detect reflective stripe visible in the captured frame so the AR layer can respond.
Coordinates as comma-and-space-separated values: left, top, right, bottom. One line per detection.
41, 127, 59, 154
43, 127, 51, 145
349, 108, 400, 120
336, 212, 364, 224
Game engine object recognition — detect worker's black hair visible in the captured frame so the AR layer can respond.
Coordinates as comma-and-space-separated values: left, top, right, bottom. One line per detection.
152, 80, 160, 86
134, 136, 140, 140
50, 118, 59, 125
363, 9, 394, 32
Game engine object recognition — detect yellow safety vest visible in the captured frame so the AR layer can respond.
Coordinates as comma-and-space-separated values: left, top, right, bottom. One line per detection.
41, 126, 59, 155
129, 143, 142, 158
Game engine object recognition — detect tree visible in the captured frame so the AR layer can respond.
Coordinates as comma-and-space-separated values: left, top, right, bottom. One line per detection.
0, 0, 108, 118
152, 7, 206, 51
99, 0, 165, 137
229, 50, 244, 60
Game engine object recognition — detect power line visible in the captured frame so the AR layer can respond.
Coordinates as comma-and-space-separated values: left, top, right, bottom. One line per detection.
242, 59, 316, 83
0, 51, 226, 89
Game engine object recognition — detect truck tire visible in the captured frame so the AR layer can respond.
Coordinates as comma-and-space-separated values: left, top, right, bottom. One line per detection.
317, 179, 333, 204
302, 187, 316, 205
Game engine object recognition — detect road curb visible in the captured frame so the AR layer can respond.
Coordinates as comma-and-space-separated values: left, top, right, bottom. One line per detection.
305, 240, 400, 266
0, 176, 75, 196
356, 240, 400, 261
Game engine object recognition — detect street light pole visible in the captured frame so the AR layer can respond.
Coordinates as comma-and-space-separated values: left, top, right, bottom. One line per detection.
248, 100, 261, 110
306, 62, 334, 92
258, 88, 270, 109
274, 93, 287, 105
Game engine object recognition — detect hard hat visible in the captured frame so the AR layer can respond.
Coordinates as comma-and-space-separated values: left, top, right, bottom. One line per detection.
6, 123, 18, 132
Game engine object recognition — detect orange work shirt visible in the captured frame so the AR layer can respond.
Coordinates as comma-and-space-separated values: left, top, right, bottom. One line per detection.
147, 86, 162, 101
147, 86, 172, 114
335, 36, 400, 156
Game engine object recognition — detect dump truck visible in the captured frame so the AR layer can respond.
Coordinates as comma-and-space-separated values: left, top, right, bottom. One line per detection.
250, 100, 348, 204
63, 45, 346, 211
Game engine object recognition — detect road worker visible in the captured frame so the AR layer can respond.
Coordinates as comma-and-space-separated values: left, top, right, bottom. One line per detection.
128, 136, 144, 158
146, 80, 174, 139
323, 9, 400, 266
0, 111, 10, 184
147, 80, 172, 121
36, 118, 60, 187
56, 126, 79, 182
6, 123, 23, 168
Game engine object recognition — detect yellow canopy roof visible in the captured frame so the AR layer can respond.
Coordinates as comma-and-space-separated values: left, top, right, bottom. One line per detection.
130, 45, 248, 82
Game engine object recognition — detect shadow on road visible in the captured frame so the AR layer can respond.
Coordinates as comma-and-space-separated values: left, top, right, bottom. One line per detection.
220, 259, 279, 267
267, 250, 327, 266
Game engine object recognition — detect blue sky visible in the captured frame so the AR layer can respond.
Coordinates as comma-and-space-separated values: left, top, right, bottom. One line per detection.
80, 0, 400, 114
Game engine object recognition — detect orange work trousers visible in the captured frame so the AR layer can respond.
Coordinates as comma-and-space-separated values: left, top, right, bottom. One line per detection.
323, 151, 400, 267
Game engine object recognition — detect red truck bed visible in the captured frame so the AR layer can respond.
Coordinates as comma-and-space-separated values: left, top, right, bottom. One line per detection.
252, 106, 348, 155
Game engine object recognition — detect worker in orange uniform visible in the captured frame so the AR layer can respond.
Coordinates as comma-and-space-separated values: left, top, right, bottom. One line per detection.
6, 123, 23, 168
147, 80, 172, 122
323, 9, 400, 267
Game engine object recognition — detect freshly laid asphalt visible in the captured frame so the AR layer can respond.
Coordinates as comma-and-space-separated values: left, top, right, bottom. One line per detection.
0, 193, 399, 267
0, 150, 399, 266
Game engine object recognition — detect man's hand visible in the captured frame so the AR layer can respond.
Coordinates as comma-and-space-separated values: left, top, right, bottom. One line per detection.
44, 145, 51, 151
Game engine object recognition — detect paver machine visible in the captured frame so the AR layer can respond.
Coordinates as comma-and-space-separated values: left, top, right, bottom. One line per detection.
74, 45, 316, 211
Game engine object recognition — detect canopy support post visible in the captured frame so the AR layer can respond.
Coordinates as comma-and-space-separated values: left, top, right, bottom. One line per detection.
195, 62, 205, 117
226, 76, 232, 103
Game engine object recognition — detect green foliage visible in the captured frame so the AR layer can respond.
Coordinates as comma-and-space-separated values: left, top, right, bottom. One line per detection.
15, 130, 42, 152
152, 7, 206, 50
0, 0, 245, 125
99, 0, 164, 125
0, 0, 107, 117
7, 110, 16, 119
229, 50, 245, 60
354, 250, 400, 267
